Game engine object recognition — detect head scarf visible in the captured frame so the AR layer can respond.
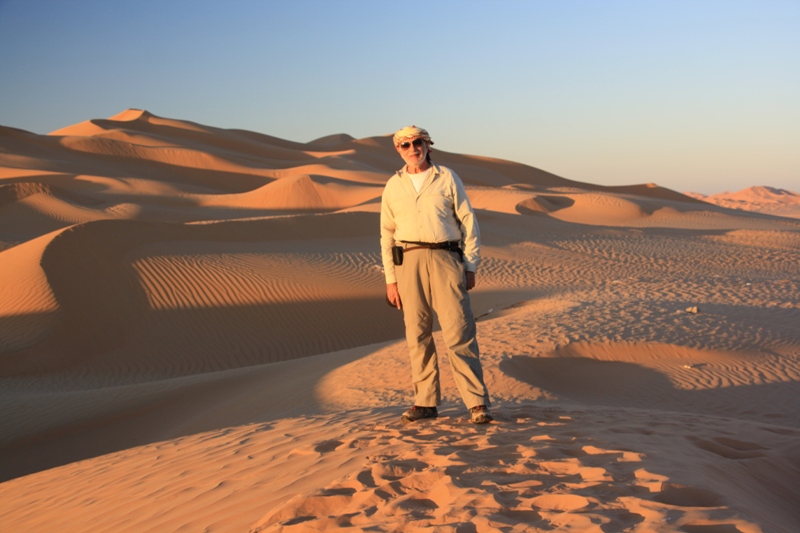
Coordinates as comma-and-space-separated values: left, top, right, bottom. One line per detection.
393, 125, 433, 147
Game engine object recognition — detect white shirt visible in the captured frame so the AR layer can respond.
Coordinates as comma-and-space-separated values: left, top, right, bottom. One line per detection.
408, 167, 433, 193
380, 163, 480, 283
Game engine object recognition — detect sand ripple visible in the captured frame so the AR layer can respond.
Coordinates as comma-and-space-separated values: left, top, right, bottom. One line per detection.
2, 110, 799, 532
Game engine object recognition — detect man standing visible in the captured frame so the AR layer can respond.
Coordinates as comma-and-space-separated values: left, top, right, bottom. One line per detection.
380, 125, 492, 424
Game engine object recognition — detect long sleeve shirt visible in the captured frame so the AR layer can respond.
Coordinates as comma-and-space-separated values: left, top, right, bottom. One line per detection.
380, 163, 480, 284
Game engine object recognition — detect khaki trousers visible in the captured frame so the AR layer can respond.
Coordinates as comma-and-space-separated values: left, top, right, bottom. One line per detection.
396, 247, 490, 409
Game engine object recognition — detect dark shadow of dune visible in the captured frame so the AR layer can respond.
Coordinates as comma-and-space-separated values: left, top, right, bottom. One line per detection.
304, 174, 385, 188
500, 355, 800, 426
513, 194, 576, 217
502, 356, 675, 408
536, 195, 575, 210
499, 354, 800, 528
0, 338, 385, 483
0, 212, 388, 376
0, 211, 409, 482
515, 198, 549, 216
0, 182, 104, 208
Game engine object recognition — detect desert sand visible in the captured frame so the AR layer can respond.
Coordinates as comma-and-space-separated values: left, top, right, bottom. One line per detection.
1, 109, 798, 532
685, 187, 800, 220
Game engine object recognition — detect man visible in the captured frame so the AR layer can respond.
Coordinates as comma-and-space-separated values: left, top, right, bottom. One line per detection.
380, 125, 492, 424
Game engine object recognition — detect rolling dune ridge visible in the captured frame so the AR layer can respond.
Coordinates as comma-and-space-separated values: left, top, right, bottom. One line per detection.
1, 110, 798, 532
687, 187, 800, 219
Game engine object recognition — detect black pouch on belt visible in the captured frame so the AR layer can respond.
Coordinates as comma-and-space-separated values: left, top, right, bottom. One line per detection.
392, 246, 404, 266
445, 241, 464, 263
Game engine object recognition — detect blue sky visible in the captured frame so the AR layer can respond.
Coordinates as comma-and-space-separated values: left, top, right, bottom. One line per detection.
1, 0, 797, 194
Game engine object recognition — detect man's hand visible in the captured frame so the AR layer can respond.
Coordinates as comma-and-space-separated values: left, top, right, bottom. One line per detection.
386, 282, 402, 309
466, 271, 476, 291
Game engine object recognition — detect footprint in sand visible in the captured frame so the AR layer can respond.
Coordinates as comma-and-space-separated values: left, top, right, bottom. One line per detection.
250, 406, 758, 532
313, 439, 344, 453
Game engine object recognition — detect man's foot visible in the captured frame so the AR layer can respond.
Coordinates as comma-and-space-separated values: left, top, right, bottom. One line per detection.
470, 405, 493, 424
401, 406, 438, 422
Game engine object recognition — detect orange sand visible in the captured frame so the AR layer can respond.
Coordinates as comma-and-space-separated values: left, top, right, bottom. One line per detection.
686, 187, 800, 219
1, 110, 798, 532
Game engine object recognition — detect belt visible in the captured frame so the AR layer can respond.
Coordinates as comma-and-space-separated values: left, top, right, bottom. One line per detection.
400, 240, 461, 253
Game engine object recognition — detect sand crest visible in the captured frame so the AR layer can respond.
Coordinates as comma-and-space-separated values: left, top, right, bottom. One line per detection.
1, 110, 798, 532
686, 186, 800, 219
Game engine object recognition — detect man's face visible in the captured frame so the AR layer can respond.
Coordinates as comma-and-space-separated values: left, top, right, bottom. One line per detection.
396, 137, 428, 168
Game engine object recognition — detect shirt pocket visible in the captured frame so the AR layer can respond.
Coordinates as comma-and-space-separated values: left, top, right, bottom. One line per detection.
388, 196, 417, 228
422, 190, 454, 219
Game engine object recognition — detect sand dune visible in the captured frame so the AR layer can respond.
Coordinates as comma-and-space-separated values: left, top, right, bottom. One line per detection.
0, 228, 62, 352
202, 174, 384, 212
1, 110, 799, 532
687, 186, 800, 219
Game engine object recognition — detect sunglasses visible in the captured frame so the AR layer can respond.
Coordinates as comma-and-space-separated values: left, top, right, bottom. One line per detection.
398, 138, 425, 150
